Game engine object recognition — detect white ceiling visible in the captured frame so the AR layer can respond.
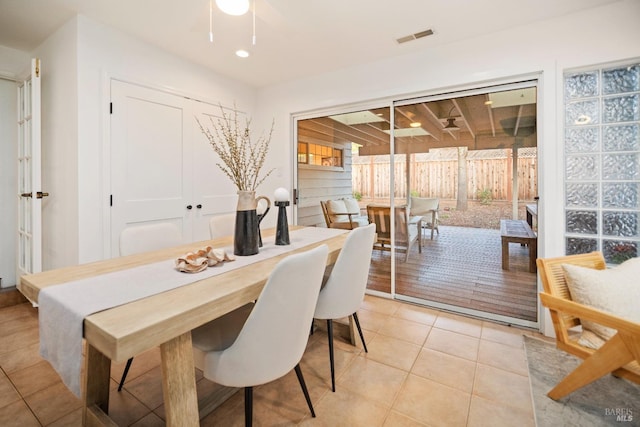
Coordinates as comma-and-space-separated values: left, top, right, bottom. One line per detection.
0, 0, 619, 88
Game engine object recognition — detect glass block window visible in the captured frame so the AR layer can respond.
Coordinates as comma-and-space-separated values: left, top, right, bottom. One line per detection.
564, 61, 640, 264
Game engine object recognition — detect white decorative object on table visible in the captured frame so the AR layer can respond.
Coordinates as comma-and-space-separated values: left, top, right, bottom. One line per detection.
274, 187, 290, 245
175, 246, 235, 273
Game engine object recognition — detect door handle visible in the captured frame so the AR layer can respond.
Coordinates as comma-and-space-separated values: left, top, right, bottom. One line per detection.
20, 192, 32, 198
36, 191, 49, 199
196, 204, 202, 209
186, 205, 193, 210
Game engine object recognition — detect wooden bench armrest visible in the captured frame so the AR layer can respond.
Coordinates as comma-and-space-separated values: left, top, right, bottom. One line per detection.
540, 292, 640, 335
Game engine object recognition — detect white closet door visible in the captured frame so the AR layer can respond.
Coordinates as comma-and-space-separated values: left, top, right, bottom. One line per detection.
17, 58, 42, 280
110, 81, 192, 256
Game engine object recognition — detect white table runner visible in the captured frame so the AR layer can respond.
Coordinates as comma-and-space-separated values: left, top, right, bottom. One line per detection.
39, 227, 346, 397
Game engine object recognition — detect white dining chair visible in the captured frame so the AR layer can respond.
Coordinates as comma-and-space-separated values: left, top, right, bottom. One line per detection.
209, 213, 236, 239
313, 223, 376, 392
191, 244, 329, 427
117, 222, 182, 391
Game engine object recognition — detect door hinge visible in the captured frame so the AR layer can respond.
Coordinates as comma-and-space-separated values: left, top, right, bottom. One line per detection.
35, 58, 40, 77
110, 194, 113, 206
110, 102, 113, 114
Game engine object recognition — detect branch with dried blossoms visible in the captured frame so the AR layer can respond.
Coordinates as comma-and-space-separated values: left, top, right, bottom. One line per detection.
196, 105, 275, 192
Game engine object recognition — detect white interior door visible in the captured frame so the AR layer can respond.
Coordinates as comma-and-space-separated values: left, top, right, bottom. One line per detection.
110, 81, 244, 254
110, 81, 192, 256
17, 58, 42, 280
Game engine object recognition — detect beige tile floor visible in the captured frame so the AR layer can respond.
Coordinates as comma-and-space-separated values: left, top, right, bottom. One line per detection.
0, 295, 546, 426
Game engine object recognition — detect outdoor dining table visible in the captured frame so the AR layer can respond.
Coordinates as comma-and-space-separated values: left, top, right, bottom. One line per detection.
18, 226, 348, 426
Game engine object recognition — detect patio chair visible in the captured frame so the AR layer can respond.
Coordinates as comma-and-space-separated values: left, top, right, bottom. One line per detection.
320, 198, 368, 229
537, 251, 640, 400
366, 204, 421, 262
410, 196, 439, 240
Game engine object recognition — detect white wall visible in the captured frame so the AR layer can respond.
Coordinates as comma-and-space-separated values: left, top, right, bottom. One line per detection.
0, 79, 17, 287
75, 15, 257, 265
33, 18, 80, 272
256, 0, 640, 335
31, 15, 258, 269
0, 45, 31, 78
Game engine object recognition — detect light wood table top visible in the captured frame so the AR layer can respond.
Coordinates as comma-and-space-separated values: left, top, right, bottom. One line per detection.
19, 226, 348, 426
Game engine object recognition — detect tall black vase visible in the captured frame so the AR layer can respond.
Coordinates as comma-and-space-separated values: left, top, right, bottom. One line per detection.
234, 191, 270, 256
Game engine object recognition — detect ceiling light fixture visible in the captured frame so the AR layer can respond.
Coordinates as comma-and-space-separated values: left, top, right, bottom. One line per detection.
209, 0, 214, 42
216, 0, 249, 16
443, 106, 460, 131
409, 122, 421, 128
236, 49, 249, 58
252, 0, 256, 45
210, 0, 257, 47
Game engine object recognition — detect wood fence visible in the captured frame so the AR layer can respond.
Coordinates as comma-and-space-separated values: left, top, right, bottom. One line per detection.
352, 157, 537, 201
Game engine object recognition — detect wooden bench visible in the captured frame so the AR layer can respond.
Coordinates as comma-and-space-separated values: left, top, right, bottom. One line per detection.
500, 219, 537, 273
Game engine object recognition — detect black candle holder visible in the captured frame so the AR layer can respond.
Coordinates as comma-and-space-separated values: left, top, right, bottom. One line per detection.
275, 200, 290, 245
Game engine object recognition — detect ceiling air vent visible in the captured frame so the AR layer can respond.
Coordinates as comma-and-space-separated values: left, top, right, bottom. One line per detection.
396, 29, 434, 44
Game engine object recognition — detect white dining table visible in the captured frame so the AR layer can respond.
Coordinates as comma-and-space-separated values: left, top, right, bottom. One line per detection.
19, 226, 349, 426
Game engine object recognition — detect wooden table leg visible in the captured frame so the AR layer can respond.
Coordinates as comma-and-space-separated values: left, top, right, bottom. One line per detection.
83, 344, 115, 426
501, 238, 509, 270
529, 238, 538, 273
161, 332, 199, 427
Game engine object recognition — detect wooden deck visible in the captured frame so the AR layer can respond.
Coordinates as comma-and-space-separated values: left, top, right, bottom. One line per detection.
367, 225, 538, 322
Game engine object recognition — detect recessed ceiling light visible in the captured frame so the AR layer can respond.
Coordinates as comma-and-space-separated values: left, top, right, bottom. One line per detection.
409, 122, 421, 128
236, 50, 249, 58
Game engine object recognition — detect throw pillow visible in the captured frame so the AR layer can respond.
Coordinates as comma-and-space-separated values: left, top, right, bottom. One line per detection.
343, 198, 361, 215
326, 200, 348, 222
562, 257, 640, 349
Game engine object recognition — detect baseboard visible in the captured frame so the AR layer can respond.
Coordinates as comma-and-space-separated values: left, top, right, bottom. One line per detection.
0, 286, 28, 309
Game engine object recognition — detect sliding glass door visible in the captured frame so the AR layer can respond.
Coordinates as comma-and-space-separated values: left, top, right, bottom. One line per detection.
392, 82, 539, 327
295, 106, 393, 294
293, 80, 540, 327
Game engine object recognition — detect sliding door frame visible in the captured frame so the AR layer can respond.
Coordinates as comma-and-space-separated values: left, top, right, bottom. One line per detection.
291, 73, 543, 330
